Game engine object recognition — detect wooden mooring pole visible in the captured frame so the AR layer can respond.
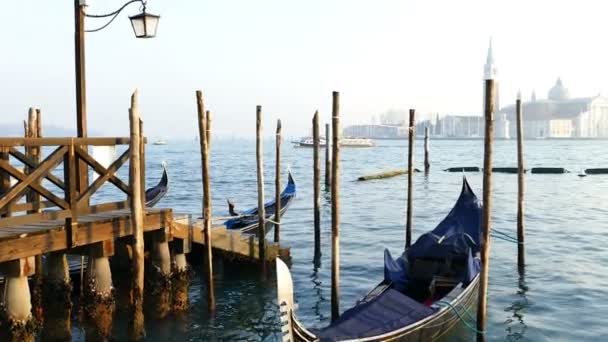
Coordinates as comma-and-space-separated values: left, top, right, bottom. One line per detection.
477, 79, 496, 341
331, 92, 341, 322
313, 111, 321, 261
274, 119, 282, 243
424, 126, 430, 174
128, 89, 146, 340
196, 91, 216, 313
406, 109, 415, 248
325, 123, 331, 188
516, 91, 525, 269
256, 105, 267, 276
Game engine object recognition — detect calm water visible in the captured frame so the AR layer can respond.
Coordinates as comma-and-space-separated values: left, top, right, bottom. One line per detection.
72, 138, 608, 341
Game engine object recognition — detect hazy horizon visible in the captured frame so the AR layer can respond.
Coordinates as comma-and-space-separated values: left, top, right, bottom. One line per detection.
3, 0, 608, 139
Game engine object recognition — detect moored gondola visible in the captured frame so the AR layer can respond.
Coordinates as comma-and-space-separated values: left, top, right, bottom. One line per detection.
225, 171, 296, 235
145, 161, 168, 207
277, 178, 482, 341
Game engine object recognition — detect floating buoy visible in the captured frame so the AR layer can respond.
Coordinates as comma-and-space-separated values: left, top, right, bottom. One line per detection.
443, 167, 481, 172
530, 167, 569, 174
584, 168, 608, 175
492, 167, 527, 173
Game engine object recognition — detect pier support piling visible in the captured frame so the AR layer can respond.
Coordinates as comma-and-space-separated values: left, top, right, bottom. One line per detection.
197, 90, 216, 313
0, 257, 36, 342
171, 239, 191, 312
83, 242, 115, 341
42, 252, 72, 341
477, 78, 496, 342
146, 231, 172, 319
331, 92, 341, 322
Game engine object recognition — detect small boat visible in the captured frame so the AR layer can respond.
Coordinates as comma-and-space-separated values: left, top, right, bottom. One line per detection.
225, 171, 296, 235
153, 137, 167, 145
145, 162, 169, 207
292, 137, 374, 148
292, 137, 327, 147
277, 178, 482, 341
340, 137, 374, 147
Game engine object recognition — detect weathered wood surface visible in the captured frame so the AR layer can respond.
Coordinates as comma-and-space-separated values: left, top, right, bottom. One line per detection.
0, 208, 172, 263
172, 214, 287, 261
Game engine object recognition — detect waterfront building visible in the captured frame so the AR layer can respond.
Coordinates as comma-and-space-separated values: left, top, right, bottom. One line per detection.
499, 78, 608, 138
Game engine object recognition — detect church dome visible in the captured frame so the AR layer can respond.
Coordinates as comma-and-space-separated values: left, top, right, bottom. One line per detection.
548, 77, 570, 101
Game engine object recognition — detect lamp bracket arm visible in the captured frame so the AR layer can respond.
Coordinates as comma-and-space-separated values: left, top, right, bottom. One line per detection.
84, 0, 146, 18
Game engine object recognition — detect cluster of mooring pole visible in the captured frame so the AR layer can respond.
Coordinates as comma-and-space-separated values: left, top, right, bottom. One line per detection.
476, 79, 495, 341
313, 111, 322, 263
274, 119, 282, 244
516, 91, 526, 270
330, 91, 341, 322
196, 91, 216, 313
405, 109, 415, 248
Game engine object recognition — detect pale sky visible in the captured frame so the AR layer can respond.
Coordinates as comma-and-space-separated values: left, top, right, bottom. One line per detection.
2, 0, 608, 139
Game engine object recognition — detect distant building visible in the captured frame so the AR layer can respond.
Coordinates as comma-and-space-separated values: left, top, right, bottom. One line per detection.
342, 124, 404, 139
499, 78, 608, 138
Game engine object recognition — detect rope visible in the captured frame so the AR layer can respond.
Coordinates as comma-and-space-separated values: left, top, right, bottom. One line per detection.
437, 300, 485, 335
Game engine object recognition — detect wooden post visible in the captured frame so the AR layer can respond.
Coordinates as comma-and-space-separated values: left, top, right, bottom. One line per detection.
25, 108, 44, 323
325, 123, 331, 188
274, 119, 282, 243
128, 89, 145, 340
424, 126, 430, 174
139, 119, 145, 207
313, 111, 321, 260
196, 91, 216, 312
331, 92, 341, 322
206, 110, 212, 146
74, 0, 88, 204
256, 105, 267, 275
406, 109, 415, 248
516, 91, 525, 268
477, 79, 495, 341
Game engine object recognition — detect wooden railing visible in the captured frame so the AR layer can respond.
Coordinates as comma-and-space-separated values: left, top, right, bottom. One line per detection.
0, 137, 145, 245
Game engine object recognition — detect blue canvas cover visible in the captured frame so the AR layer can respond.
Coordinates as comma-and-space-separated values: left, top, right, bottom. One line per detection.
314, 288, 436, 341
407, 178, 482, 260
383, 249, 409, 292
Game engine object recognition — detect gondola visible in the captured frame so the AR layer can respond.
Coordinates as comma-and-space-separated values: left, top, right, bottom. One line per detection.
277, 178, 482, 341
145, 162, 169, 207
224, 171, 296, 235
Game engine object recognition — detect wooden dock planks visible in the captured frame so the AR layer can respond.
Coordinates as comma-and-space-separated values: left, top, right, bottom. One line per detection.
0, 210, 287, 264
172, 214, 287, 261
0, 208, 171, 263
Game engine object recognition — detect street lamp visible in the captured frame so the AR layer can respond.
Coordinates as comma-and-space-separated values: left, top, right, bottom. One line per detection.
75, 0, 160, 139
73, 0, 159, 194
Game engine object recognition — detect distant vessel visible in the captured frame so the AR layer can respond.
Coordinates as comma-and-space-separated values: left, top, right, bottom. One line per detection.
293, 136, 373, 147
153, 137, 167, 145
292, 136, 327, 147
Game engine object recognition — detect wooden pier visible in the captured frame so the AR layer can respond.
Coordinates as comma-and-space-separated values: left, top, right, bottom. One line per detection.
0, 135, 287, 340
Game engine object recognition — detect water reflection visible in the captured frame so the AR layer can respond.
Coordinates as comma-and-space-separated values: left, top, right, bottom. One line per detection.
505, 268, 531, 341
309, 264, 327, 323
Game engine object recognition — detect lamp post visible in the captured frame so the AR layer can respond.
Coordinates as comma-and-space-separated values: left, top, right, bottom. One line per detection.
73, 0, 159, 192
